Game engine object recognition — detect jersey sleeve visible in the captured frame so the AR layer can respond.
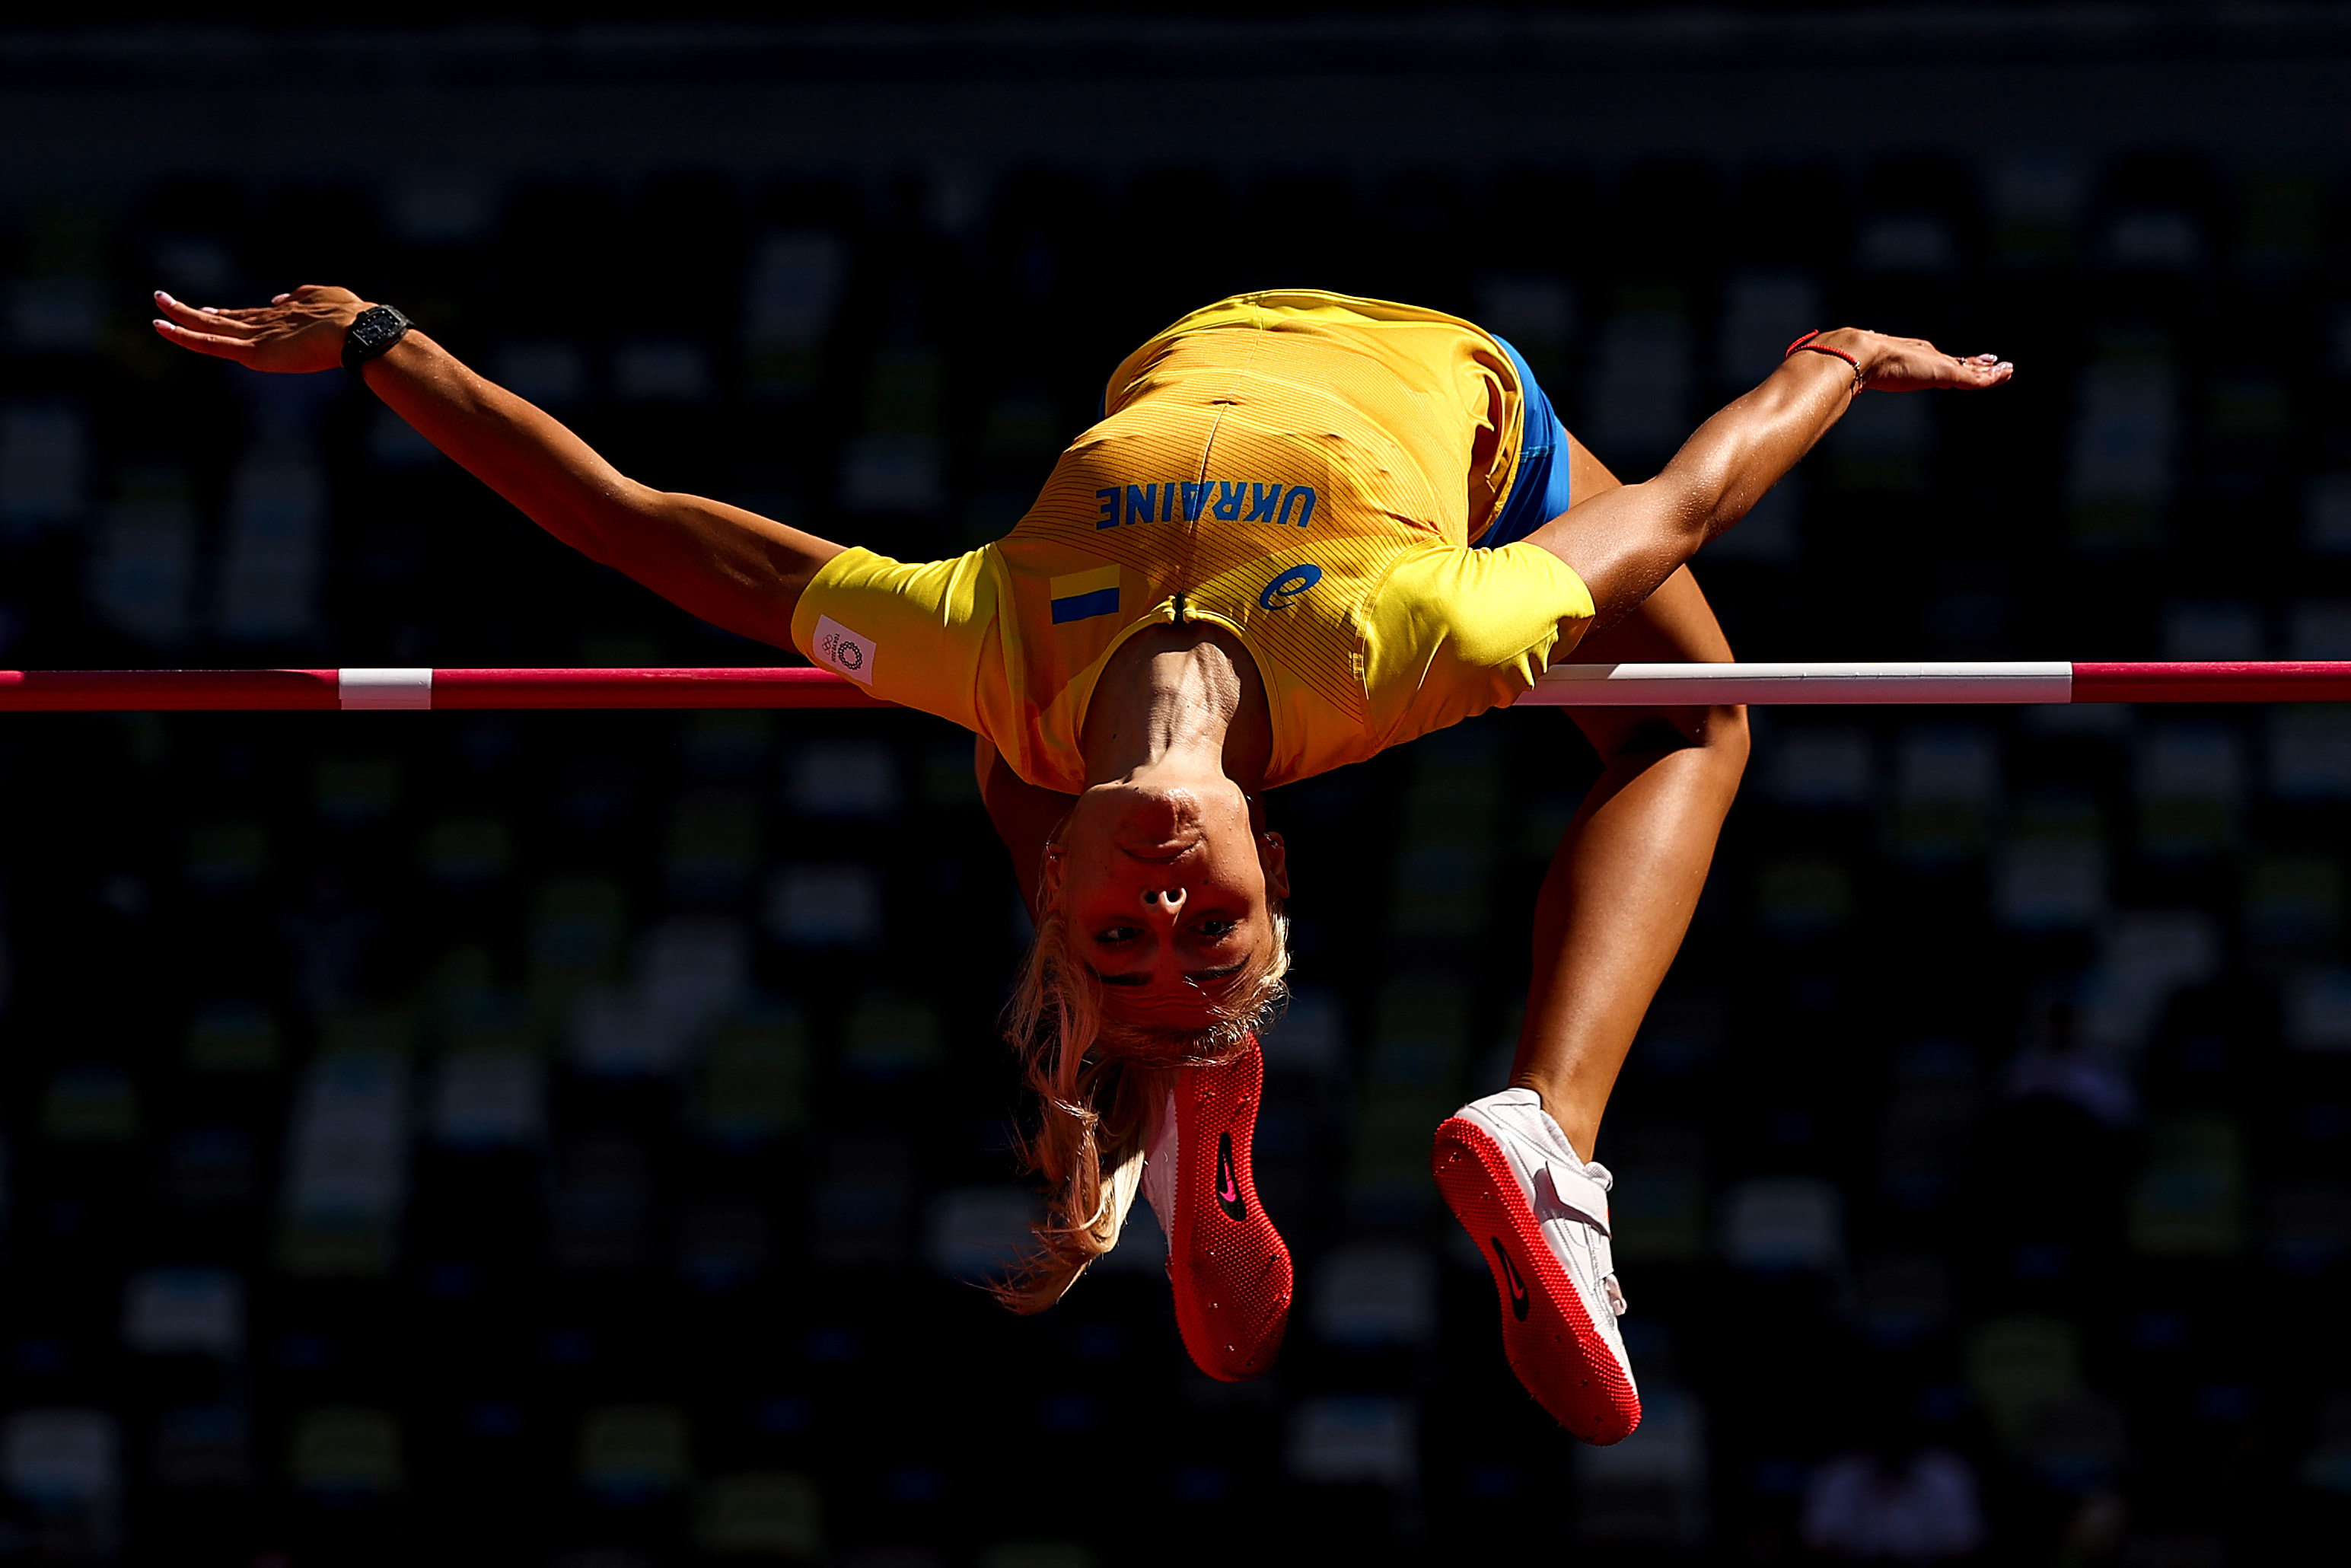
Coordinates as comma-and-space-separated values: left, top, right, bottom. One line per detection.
789, 545, 1000, 732
1360, 540, 1595, 747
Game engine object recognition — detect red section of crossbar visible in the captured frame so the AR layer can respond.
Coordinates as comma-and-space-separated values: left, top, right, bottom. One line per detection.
2072, 661, 2351, 703
431, 668, 890, 709
0, 668, 341, 710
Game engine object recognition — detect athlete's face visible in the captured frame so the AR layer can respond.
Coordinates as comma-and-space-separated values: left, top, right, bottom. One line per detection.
1047, 776, 1288, 1030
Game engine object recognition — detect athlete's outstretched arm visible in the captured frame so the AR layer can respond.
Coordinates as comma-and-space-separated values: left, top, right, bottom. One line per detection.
152, 285, 844, 648
1526, 328, 2010, 633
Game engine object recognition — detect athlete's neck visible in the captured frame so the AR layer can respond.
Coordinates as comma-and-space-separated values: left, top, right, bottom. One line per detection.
1079, 622, 1271, 792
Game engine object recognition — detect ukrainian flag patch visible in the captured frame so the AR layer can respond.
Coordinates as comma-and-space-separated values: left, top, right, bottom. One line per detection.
1050, 566, 1121, 625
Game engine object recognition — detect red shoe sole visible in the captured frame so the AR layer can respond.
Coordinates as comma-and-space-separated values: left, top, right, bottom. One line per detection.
1168, 1045, 1291, 1382
1432, 1115, 1641, 1445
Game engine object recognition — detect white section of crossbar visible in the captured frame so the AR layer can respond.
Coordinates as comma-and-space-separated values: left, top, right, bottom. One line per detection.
1518, 661, 2076, 706
338, 668, 435, 710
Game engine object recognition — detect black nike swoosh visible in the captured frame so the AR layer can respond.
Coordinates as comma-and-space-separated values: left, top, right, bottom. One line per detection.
1215, 1133, 1244, 1220
1491, 1238, 1529, 1321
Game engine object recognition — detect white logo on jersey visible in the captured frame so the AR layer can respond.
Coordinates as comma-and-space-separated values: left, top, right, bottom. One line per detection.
812, 616, 875, 684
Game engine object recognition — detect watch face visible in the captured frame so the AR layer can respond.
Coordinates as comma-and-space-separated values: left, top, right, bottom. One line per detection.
346, 307, 407, 367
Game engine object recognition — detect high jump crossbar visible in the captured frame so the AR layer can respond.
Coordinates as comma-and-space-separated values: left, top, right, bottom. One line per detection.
0, 662, 2343, 711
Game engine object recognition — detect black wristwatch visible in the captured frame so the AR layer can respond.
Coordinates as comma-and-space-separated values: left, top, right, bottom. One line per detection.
342, 304, 412, 374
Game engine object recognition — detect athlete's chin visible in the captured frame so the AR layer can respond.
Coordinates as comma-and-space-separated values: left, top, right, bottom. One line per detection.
1092, 1023, 1253, 1070
1104, 990, 1221, 1028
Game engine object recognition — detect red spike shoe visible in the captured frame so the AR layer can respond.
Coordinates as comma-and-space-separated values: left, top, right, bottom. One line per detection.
1432, 1088, 1641, 1445
1142, 1037, 1291, 1382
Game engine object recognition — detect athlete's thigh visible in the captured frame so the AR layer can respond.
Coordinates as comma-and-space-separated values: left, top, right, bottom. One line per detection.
1561, 431, 1625, 511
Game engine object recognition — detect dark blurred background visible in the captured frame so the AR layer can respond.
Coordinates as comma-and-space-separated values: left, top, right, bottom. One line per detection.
2, 5, 2350, 1563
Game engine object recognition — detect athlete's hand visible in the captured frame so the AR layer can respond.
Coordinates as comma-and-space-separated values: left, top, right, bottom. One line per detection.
1816, 327, 2012, 392
151, 284, 371, 374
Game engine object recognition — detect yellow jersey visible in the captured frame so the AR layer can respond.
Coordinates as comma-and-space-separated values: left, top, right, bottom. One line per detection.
791, 290, 1595, 793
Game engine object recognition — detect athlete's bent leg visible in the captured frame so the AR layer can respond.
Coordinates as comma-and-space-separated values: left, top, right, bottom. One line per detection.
1432, 564, 1744, 1442
1432, 442, 1747, 1443
1512, 564, 1748, 1156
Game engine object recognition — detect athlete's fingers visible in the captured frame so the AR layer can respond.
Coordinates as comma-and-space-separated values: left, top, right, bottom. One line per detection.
151, 317, 252, 355
1864, 359, 2010, 393
155, 301, 261, 339
151, 317, 257, 362
153, 293, 264, 338
1929, 362, 2009, 388
1891, 336, 2012, 389
1950, 360, 2011, 388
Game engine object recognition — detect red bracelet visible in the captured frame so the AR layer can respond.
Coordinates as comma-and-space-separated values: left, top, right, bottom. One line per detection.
1784, 329, 1865, 394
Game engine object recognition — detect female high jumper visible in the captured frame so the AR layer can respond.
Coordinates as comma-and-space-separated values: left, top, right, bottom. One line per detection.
154, 283, 2009, 1444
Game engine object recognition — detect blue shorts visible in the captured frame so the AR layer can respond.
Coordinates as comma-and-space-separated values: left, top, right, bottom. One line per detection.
1474, 333, 1574, 550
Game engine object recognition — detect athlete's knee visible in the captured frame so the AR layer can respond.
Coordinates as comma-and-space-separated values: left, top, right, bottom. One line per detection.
1585, 702, 1747, 770
1708, 703, 1751, 776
